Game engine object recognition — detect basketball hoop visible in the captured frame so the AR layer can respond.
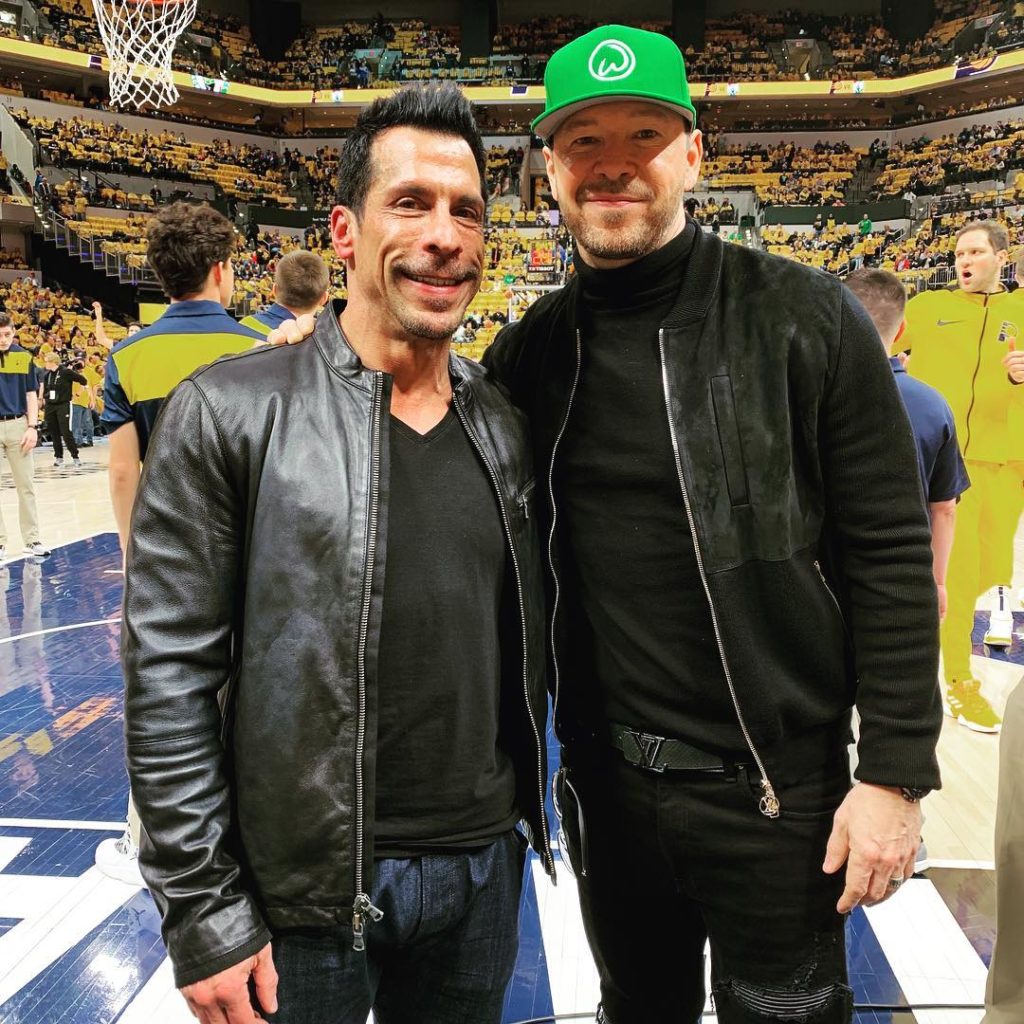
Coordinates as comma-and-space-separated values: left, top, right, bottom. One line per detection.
92, 0, 197, 110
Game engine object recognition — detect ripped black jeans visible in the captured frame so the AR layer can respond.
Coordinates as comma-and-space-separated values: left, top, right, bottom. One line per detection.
555, 742, 854, 1024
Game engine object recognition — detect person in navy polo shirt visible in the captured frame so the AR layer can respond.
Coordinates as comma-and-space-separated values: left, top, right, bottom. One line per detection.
0, 312, 49, 561
239, 249, 329, 338
95, 201, 261, 889
845, 269, 970, 621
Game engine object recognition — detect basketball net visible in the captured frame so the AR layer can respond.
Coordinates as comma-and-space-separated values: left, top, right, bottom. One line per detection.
92, 0, 197, 110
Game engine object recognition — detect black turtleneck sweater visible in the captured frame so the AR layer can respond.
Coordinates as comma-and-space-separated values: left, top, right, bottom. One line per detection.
556, 221, 746, 753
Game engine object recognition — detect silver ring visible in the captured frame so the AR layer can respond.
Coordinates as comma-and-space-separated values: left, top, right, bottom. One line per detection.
887, 877, 903, 890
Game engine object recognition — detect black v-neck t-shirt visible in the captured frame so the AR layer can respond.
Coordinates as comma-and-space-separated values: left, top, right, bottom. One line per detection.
556, 222, 746, 753
374, 408, 519, 857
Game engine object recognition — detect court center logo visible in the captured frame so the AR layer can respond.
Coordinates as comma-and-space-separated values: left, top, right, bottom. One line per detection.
589, 39, 637, 81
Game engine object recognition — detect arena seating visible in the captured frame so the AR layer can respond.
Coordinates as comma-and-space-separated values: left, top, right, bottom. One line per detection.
702, 141, 862, 205
10, 111, 295, 205
15, 1, 1024, 90
0, 277, 127, 359
873, 121, 1024, 199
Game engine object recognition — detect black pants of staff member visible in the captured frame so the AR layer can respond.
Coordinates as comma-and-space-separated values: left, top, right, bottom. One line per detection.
555, 740, 854, 1024
44, 401, 78, 461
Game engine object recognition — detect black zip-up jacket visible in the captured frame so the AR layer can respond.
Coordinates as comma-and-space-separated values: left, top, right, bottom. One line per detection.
123, 303, 553, 988
483, 227, 942, 809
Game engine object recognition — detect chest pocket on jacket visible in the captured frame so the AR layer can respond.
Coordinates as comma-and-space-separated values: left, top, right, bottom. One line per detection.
710, 374, 750, 508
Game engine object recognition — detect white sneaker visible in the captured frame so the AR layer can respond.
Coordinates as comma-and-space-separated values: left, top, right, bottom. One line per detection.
52, 458, 63, 468
72, 457, 82, 468
23, 542, 50, 558
984, 586, 1014, 647
94, 833, 146, 887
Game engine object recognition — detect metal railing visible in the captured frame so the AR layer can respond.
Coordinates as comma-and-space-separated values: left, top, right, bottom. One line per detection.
41, 207, 159, 287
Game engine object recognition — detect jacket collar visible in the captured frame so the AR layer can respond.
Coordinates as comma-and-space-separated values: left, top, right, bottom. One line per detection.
566, 223, 723, 331
312, 299, 475, 397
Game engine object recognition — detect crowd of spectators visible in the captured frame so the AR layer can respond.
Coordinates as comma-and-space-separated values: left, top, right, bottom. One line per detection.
703, 139, 861, 206
15, 2, 1024, 93
11, 111, 295, 205
872, 120, 1024, 199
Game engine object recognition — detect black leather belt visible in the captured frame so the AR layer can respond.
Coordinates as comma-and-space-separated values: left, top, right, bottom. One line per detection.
609, 722, 752, 774
0, 414, 25, 421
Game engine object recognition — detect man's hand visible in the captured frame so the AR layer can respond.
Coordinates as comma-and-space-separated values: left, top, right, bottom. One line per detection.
822, 783, 921, 913
1003, 338, 1024, 383
20, 426, 36, 454
265, 313, 316, 348
180, 943, 278, 1024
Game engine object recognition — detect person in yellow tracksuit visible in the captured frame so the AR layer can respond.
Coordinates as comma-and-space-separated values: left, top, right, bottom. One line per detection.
903, 220, 1024, 732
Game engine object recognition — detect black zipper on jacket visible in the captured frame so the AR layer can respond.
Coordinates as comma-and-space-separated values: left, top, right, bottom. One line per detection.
658, 329, 780, 818
962, 294, 991, 459
453, 393, 555, 878
352, 371, 384, 951
546, 330, 583, 723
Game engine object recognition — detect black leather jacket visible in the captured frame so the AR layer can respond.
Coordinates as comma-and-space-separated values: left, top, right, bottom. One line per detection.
123, 303, 553, 988
484, 228, 942, 811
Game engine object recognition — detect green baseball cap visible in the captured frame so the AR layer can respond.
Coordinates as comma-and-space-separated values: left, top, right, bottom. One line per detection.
532, 24, 697, 142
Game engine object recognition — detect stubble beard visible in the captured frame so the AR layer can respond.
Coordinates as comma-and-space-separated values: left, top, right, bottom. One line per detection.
563, 195, 683, 262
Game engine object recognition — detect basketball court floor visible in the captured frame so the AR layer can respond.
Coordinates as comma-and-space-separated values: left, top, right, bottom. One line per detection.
0, 443, 1018, 1023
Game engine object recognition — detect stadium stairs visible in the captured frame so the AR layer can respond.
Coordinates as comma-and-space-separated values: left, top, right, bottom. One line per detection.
33, 203, 146, 317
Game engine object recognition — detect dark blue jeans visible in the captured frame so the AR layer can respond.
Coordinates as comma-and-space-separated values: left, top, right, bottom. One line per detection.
259, 831, 525, 1024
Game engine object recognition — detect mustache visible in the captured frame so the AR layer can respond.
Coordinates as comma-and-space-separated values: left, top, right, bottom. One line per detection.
576, 181, 655, 203
393, 260, 480, 283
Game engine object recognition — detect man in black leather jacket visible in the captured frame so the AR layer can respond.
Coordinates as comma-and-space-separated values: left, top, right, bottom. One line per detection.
481, 25, 941, 1024
122, 84, 551, 1024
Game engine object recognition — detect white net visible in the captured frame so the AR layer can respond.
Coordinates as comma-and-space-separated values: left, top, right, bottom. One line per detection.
92, 0, 197, 110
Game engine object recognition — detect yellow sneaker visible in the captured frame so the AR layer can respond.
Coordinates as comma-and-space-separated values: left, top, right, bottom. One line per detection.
945, 679, 1002, 733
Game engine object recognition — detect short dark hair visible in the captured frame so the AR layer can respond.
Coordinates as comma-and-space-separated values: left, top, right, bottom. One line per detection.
844, 268, 907, 342
274, 250, 330, 312
335, 84, 486, 215
146, 202, 236, 300
955, 220, 1009, 254
0, 312, 12, 329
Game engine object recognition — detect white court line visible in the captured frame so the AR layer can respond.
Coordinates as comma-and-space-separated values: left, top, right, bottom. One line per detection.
865, 878, 988, 1011
0, 528, 114, 566
0, 617, 121, 645
0, 819, 125, 831
927, 859, 996, 871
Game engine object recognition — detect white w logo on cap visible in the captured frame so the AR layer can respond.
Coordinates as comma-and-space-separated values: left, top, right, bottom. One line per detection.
588, 40, 637, 81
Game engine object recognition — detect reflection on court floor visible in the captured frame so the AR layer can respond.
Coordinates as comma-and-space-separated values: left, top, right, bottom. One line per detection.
0, 536, 999, 1023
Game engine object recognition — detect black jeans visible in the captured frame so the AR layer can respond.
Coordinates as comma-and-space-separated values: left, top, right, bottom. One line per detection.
44, 402, 78, 460
556, 744, 854, 1024
258, 831, 526, 1024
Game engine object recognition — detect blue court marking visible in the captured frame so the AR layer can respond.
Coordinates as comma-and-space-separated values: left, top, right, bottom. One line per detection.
0, 825, 123, 877
0, 890, 165, 1024
503, 853, 555, 1024
0, 534, 129, 824
847, 907, 909, 1014
0, 917, 21, 937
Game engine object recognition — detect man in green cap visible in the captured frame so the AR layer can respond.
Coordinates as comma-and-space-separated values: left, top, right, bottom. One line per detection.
484, 23, 942, 1024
